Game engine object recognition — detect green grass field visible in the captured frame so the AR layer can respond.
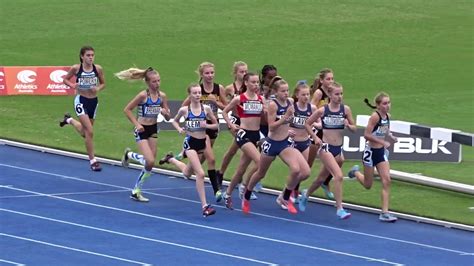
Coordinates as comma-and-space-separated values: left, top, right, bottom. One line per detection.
1, 0, 473, 225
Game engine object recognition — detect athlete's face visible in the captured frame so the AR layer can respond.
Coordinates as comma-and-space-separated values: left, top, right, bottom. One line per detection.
377, 97, 391, 113
297, 88, 310, 103
276, 83, 289, 100
329, 86, 343, 104
245, 75, 260, 93
236, 65, 248, 82
81, 50, 95, 65
147, 73, 160, 91
321, 72, 334, 88
189, 86, 202, 102
263, 70, 277, 86
201, 66, 215, 83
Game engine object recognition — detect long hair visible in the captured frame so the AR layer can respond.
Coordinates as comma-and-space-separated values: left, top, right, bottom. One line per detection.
115, 67, 158, 82
364, 92, 390, 109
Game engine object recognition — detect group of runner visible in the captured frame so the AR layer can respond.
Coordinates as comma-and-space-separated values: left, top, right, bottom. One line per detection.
60, 46, 398, 222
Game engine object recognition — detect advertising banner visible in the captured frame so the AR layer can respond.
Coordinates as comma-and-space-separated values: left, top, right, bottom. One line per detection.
0, 67, 6, 95
157, 101, 461, 162
0, 66, 75, 95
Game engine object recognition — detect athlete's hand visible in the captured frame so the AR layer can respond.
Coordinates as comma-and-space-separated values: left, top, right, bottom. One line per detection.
135, 125, 145, 133
230, 124, 240, 133
288, 129, 296, 138
384, 141, 391, 149
178, 127, 185, 134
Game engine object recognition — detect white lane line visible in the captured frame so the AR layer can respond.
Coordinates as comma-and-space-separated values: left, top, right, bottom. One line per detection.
0, 186, 200, 199
0, 258, 25, 266
0, 163, 471, 255
2, 187, 401, 265
0, 210, 276, 266
1, 233, 149, 265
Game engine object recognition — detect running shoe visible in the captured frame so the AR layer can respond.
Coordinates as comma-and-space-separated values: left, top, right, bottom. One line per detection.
321, 184, 335, 200
298, 189, 308, 212
59, 113, 71, 127
90, 161, 102, 172
130, 192, 149, 202
379, 212, 398, 223
276, 195, 297, 214
238, 184, 258, 200
337, 208, 352, 220
348, 165, 360, 179
202, 204, 216, 217
254, 181, 263, 192
215, 190, 223, 203
159, 152, 174, 165
223, 191, 233, 210
242, 198, 251, 214
121, 147, 131, 168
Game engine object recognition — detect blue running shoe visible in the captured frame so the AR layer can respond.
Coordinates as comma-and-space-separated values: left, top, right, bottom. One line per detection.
337, 208, 352, 220
379, 212, 397, 222
298, 189, 308, 212
321, 184, 334, 200
348, 165, 360, 179
254, 181, 263, 192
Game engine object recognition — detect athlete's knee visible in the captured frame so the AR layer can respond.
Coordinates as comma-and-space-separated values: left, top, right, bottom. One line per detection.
195, 170, 205, 179
333, 173, 344, 182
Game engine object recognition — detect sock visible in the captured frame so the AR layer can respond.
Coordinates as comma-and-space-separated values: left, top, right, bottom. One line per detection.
90, 158, 96, 164
66, 118, 73, 124
324, 175, 333, 186
294, 182, 300, 196
129, 152, 146, 165
133, 169, 151, 193
216, 170, 223, 186
208, 169, 220, 194
244, 188, 252, 200
283, 188, 292, 201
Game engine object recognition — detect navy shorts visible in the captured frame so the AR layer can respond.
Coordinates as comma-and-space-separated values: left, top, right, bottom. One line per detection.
362, 146, 389, 167
74, 95, 98, 119
235, 129, 260, 148
134, 124, 158, 141
183, 135, 206, 154
261, 137, 292, 157
319, 143, 343, 157
293, 139, 311, 153
259, 124, 269, 138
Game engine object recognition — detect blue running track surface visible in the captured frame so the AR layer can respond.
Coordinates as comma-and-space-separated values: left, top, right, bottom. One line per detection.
1, 145, 473, 265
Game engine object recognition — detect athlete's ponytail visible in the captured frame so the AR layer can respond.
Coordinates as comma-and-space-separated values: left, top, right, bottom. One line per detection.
365, 92, 390, 109
115, 67, 158, 82
364, 98, 377, 109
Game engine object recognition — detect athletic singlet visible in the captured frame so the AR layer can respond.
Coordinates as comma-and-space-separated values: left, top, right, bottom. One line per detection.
321, 104, 346, 130
274, 99, 291, 122
237, 93, 264, 118
185, 104, 207, 132
137, 90, 162, 119
290, 102, 312, 129
316, 88, 329, 108
200, 83, 221, 114
233, 82, 240, 95
372, 111, 390, 138
76, 64, 99, 90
